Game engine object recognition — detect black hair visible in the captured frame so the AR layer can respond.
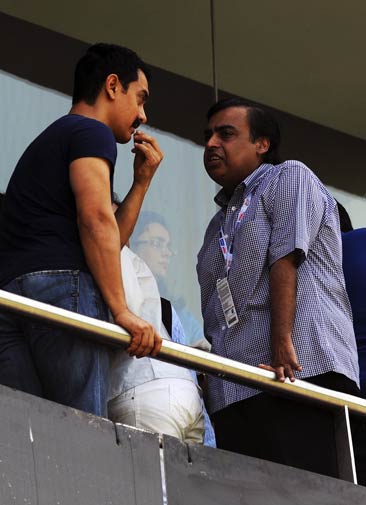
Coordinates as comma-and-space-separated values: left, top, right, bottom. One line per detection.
0, 193, 4, 220
72, 43, 150, 105
336, 200, 354, 232
131, 211, 169, 244
207, 97, 281, 164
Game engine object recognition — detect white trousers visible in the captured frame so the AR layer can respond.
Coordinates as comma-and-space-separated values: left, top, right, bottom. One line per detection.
108, 378, 204, 444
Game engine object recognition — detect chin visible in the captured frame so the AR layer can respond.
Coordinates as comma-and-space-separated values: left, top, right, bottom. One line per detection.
116, 131, 131, 144
156, 268, 168, 279
206, 172, 224, 186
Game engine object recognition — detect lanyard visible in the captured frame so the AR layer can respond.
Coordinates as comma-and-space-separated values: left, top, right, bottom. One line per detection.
219, 193, 252, 273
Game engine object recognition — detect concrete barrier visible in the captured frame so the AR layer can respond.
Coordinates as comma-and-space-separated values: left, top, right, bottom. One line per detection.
1, 384, 365, 505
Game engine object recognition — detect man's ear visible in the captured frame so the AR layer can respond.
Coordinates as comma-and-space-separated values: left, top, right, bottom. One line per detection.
105, 74, 119, 100
256, 137, 270, 155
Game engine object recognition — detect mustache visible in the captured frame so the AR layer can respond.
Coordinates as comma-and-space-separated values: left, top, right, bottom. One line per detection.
132, 119, 141, 129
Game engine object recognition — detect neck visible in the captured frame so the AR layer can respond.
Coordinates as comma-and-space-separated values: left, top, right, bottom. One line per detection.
69, 101, 108, 126
222, 185, 237, 199
223, 161, 264, 196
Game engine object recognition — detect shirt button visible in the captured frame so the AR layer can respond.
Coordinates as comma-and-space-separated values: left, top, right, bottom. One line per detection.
222, 325, 226, 331
231, 206, 236, 211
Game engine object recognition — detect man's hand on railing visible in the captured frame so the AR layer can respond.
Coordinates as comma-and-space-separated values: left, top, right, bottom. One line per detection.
258, 339, 302, 383
113, 309, 162, 358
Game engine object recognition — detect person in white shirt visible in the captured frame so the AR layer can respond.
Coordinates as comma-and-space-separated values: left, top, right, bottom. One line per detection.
108, 246, 215, 446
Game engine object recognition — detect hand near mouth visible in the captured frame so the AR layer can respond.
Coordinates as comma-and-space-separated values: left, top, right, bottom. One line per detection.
131, 130, 163, 189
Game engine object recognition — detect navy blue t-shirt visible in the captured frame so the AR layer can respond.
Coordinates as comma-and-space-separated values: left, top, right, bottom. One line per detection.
0, 114, 117, 287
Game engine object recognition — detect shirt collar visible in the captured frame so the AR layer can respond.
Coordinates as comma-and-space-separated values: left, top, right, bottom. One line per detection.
214, 163, 273, 208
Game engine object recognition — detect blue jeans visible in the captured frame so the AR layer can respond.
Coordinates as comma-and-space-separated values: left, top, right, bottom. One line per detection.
0, 270, 110, 416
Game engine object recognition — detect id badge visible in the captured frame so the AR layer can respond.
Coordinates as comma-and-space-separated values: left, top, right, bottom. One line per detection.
216, 277, 239, 328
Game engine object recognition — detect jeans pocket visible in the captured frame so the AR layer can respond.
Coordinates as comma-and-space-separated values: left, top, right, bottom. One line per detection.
78, 272, 108, 321
17, 270, 80, 314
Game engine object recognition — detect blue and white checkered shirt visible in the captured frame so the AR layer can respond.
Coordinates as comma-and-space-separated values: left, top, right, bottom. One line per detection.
197, 161, 359, 415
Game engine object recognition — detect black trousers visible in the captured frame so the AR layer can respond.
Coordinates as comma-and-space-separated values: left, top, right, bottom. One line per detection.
212, 372, 364, 481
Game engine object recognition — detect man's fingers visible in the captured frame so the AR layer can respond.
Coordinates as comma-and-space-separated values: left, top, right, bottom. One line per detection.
129, 329, 153, 358
258, 363, 276, 372
126, 327, 146, 354
127, 325, 162, 358
134, 131, 161, 151
126, 333, 141, 354
115, 311, 161, 358
259, 361, 302, 382
133, 133, 163, 162
133, 141, 162, 161
274, 366, 286, 382
284, 365, 296, 382
150, 332, 162, 357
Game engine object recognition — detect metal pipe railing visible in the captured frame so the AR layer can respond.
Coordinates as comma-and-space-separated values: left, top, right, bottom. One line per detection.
1, 288, 365, 484
1, 289, 365, 417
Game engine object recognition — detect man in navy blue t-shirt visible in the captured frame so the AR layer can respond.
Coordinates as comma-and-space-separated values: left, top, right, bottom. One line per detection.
0, 43, 163, 416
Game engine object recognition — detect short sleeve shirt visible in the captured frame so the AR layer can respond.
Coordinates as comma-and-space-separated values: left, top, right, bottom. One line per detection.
197, 161, 359, 415
0, 115, 117, 286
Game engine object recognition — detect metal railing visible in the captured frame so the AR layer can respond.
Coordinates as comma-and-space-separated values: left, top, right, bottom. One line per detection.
0, 288, 365, 484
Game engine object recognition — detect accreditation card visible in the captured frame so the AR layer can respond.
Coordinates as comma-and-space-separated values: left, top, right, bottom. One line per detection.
216, 277, 239, 328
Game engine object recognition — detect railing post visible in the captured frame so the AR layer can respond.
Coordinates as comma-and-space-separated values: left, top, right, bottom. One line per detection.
334, 405, 357, 484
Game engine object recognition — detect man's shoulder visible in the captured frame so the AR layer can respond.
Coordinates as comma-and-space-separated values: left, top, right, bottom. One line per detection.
273, 160, 327, 187
55, 114, 116, 161
48, 114, 113, 135
255, 160, 315, 188
26, 114, 115, 157
276, 159, 312, 174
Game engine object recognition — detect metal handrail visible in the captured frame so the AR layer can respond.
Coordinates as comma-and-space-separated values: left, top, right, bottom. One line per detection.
1, 289, 366, 417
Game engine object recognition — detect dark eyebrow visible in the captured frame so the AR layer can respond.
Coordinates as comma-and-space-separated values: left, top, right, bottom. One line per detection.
205, 124, 236, 134
215, 124, 236, 132
204, 124, 237, 138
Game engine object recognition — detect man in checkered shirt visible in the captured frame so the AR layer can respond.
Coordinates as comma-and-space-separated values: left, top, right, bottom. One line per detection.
197, 97, 361, 479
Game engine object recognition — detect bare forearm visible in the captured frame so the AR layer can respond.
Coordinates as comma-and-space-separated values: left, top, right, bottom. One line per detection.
270, 253, 297, 346
70, 155, 162, 357
114, 181, 149, 247
79, 214, 126, 318
79, 216, 162, 357
114, 130, 163, 247
268, 251, 302, 381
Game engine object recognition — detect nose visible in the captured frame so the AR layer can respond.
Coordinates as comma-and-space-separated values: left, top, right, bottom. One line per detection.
205, 133, 219, 148
139, 105, 147, 124
161, 245, 172, 257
